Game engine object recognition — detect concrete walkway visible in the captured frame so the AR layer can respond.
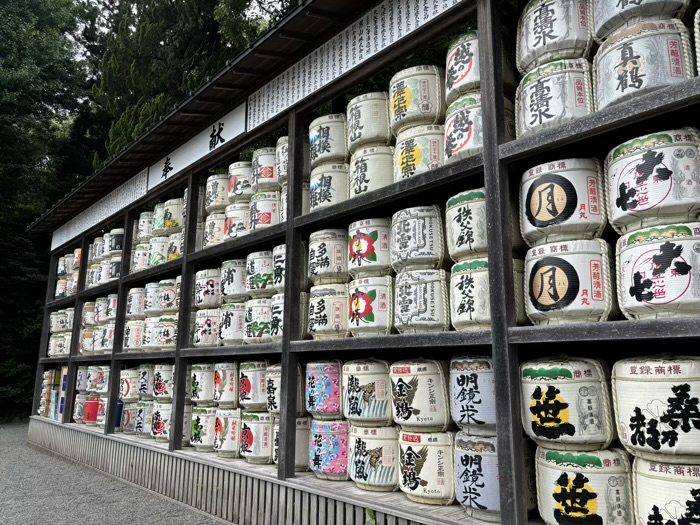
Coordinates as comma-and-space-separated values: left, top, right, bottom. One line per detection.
0, 422, 227, 525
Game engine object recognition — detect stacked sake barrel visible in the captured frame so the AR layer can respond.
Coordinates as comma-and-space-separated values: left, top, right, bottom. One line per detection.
55, 247, 81, 297
85, 227, 124, 288
308, 114, 350, 211
132, 194, 184, 272
123, 278, 179, 353
276, 135, 311, 220
47, 307, 74, 358
78, 293, 119, 354
73, 365, 111, 428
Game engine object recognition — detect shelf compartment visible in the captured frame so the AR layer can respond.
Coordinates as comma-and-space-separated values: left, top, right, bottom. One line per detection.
45, 296, 77, 309
180, 343, 283, 358
291, 331, 492, 352
500, 77, 700, 163
187, 224, 286, 264
121, 258, 184, 285
294, 155, 484, 230
71, 354, 113, 363
115, 351, 177, 361
79, 280, 119, 299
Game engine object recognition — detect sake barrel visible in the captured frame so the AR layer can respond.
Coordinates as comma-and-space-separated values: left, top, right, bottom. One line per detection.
158, 279, 178, 312
223, 202, 249, 240
273, 417, 310, 471
349, 146, 394, 199
190, 406, 217, 451
390, 359, 451, 431
306, 360, 342, 419
135, 400, 153, 437
251, 147, 278, 192
391, 206, 446, 272
55, 278, 66, 297
456, 434, 537, 521
126, 288, 145, 319
98, 259, 112, 284
309, 162, 349, 210
212, 362, 238, 408
272, 243, 285, 293
394, 269, 450, 333
96, 323, 115, 354
203, 212, 225, 248
123, 320, 144, 352
84, 395, 99, 425
141, 316, 161, 351
524, 239, 616, 324
309, 114, 348, 168
348, 219, 391, 279
308, 284, 349, 339
137, 364, 155, 399
613, 356, 700, 463
451, 258, 527, 330
535, 447, 632, 525
49, 312, 63, 333
122, 401, 138, 434
243, 299, 272, 344
144, 282, 160, 315
520, 357, 615, 450
219, 303, 245, 345
280, 181, 311, 220
205, 173, 229, 214
239, 360, 269, 411
194, 268, 221, 309
167, 232, 182, 261
450, 356, 496, 435
79, 329, 94, 355
276, 136, 288, 184
605, 128, 700, 234
94, 296, 108, 324
389, 66, 446, 136
240, 412, 273, 464
516, 59, 594, 139
137, 211, 154, 242
132, 243, 149, 272
82, 301, 96, 326
151, 402, 172, 442
270, 293, 284, 343
157, 314, 178, 350
246, 250, 274, 298
73, 394, 87, 424
517, 0, 594, 75
348, 277, 393, 337
228, 161, 254, 202
617, 223, 700, 320
76, 366, 89, 393
398, 430, 456, 504
148, 236, 168, 267
446, 31, 480, 104
215, 408, 241, 458
163, 198, 184, 233
106, 294, 118, 322
56, 256, 67, 276
310, 420, 350, 480
308, 229, 349, 285
342, 359, 392, 426
394, 125, 445, 181
182, 402, 192, 445
221, 259, 248, 302
349, 425, 400, 492
593, 0, 690, 41
632, 457, 700, 525
153, 364, 174, 401
191, 363, 215, 406
120, 368, 139, 401
446, 93, 516, 164
521, 158, 607, 247
193, 308, 219, 347
346, 92, 392, 154
96, 396, 108, 427
594, 19, 694, 111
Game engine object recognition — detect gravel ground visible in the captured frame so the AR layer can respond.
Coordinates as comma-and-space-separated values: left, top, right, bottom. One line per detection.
0, 422, 228, 525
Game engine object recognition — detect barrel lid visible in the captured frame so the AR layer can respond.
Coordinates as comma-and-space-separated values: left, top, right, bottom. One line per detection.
195, 308, 218, 316
310, 113, 347, 129
214, 362, 238, 369
220, 302, 245, 311
392, 205, 441, 223
521, 357, 606, 382
271, 293, 285, 303
349, 276, 393, 288
613, 355, 700, 380
391, 359, 444, 376
206, 172, 228, 181
307, 359, 342, 372
395, 269, 448, 286
250, 191, 279, 201
619, 223, 700, 251
216, 408, 242, 417
247, 250, 273, 258
205, 212, 225, 219
350, 145, 394, 158
252, 146, 276, 157
446, 188, 486, 209
245, 298, 271, 307
140, 211, 154, 217
266, 363, 282, 374
536, 447, 630, 472
164, 197, 183, 204
520, 59, 590, 87
229, 161, 252, 169
222, 258, 246, 266
343, 358, 390, 373
451, 259, 489, 274
310, 161, 349, 176
191, 363, 214, 370
193, 406, 217, 414
158, 279, 176, 285
447, 30, 478, 51
273, 243, 286, 253
455, 432, 497, 452
606, 127, 699, 164
134, 243, 150, 250
390, 65, 445, 85
309, 229, 347, 242
158, 314, 178, 322
351, 425, 399, 439
311, 419, 349, 433
450, 356, 493, 372
446, 92, 482, 116
154, 363, 173, 371
276, 136, 288, 146
395, 124, 445, 142
348, 91, 389, 107
522, 158, 599, 181
240, 359, 270, 370
348, 217, 391, 230
399, 429, 455, 446
225, 202, 250, 212
309, 284, 347, 298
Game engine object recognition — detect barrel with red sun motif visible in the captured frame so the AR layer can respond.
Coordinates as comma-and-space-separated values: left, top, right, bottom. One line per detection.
239, 360, 269, 412
240, 412, 273, 464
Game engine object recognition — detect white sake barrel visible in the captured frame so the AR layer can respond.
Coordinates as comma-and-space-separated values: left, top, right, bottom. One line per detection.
308, 284, 349, 339
203, 212, 225, 248
120, 368, 139, 401
228, 161, 254, 202
109, 228, 124, 255
520, 357, 615, 450
148, 236, 168, 267
595, 19, 693, 111
66, 308, 75, 330
617, 223, 700, 319
82, 301, 96, 326
390, 359, 451, 431
175, 275, 181, 309
158, 279, 178, 312
240, 412, 273, 464
516, 59, 594, 139
73, 394, 87, 424
606, 128, 700, 234
76, 366, 89, 393
126, 288, 145, 319
349, 425, 400, 492
398, 430, 456, 505
85, 366, 99, 392
632, 456, 700, 525
144, 283, 160, 315
246, 250, 274, 298
450, 356, 496, 435
213, 362, 238, 408
94, 366, 110, 394
215, 408, 241, 458
308, 229, 349, 284
521, 158, 607, 247
98, 259, 112, 284
123, 320, 144, 352
305, 360, 342, 420
95, 323, 115, 354
153, 364, 173, 401
57, 256, 67, 277
594, 0, 690, 41
121, 401, 138, 433
219, 303, 245, 345
270, 293, 284, 342
205, 173, 229, 213
309, 162, 349, 210
135, 400, 153, 438
109, 255, 121, 280
106, 294, 118, 322
279, 181, 311, 220
157, 314, 177, 350
446, 31, 480, 104
310, 420, 350, 480
456, 434, 537, 521
273, 417, 310, 471
194, 268, 220, 309
182, 402, 192, 445
342, 358, 392, 427
390, 66, 446, 136
349, 146, 394, 198
266, 363, 304, 416
137, 211, 154, 242
163, 198, 184, 233
191, 363, 215, 406
251, 147, 278, 192
347, 92, 392, 154
445, 93, 515, 164
94, 236, 106, 261
142, 316, 161, 351
394, 125, 445, 181
243, 299, 271, 344
221, 259, 247, 302
348, 218, 391, 278
167, 231, 183, 262
96, 396, 108, 427
151, 402, 172, 442
223, 202, 249, 240
272, 244, 285, 293
394, 269, 450, 333
79, 329, 94, 354
137, 364, 155, 399
50, 311, 64, 333
613, 356, 700, 463
391, 206, 446, 272
309, 114, 348, 168
524, 239, 616, 324
132, 243, 149, 272
536, 447, 632, 525
517, 0, 594, 74
193, 308, 219, 347
191, 406, 217, 451
276, 136, 288, 184
348, 277, 393, 337
451, 258, 527, 330
239, 360, 269, 411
